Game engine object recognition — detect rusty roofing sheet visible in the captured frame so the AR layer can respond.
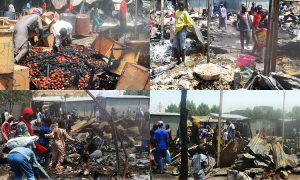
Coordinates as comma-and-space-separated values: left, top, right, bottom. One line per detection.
272, 142, 298, 170
247, 135, 272, 160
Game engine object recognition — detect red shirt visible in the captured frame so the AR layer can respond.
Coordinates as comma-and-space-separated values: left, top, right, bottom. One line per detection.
253, 13, 261, 28
118, 0, 127, 18
2, 122, 9, 136
43, 3, 46, 13
65, 4, 73, 13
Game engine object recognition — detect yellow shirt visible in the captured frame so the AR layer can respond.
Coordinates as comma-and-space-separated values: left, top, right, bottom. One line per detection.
175, 10, 193, 35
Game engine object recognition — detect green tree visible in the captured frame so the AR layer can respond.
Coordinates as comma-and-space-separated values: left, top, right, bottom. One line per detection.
0, 91, 33, 114
165, 103, 179, 113
292, 106, 300, 120
210, 105, 220, 113
265, 108, 275, 119
286, 112, 294, 119
197, 103, 210, 116
243, 107, 253, 118
123, 90, 150, 96
252, 106, 265, 118
186, 100, 198, 117
274, 108, 283, 119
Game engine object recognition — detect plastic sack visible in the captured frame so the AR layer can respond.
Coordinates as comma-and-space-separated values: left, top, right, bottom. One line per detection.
167, 150, 171, 164
257, 28, 267, 48
234, 66, 253, 90
5, 136, 38, 149
236, 54, 256, 70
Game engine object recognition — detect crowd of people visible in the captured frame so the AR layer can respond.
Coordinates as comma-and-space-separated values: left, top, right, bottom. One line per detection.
0, 107, 78, 179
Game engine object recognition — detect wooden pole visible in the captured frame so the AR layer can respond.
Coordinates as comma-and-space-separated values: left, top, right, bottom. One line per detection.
207, 0, 210, 63
180, 90, 188, 179
269, 0, 280, 73
161, 0, 164, 39
282, 91, 285, 147
217, 90, 223, 167
199, 0, 201, 26
135, 0, 138, 40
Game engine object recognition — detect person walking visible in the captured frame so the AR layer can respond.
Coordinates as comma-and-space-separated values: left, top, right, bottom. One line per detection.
154, 121, 169, 173
36, 108, 42, 127
219, 4, 227, 29
237, 5, 250, 50
38, 118, 52, 166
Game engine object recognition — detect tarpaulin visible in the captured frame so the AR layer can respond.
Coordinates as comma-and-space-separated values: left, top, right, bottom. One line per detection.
51, 0, 97, 9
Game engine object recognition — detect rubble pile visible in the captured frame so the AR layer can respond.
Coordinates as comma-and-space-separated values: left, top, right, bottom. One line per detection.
216, 135, 300, 179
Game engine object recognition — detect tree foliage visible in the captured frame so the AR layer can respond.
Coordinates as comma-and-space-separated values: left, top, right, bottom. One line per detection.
292, 106, 300, 120
123, 90, 150, 96
0, 91, 33, 113
165, 103, 180, 113
210, 105, 220, 113
197, 103, 211, 116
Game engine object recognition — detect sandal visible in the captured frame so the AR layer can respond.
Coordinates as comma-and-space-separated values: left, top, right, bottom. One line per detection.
56, 166, 64, 169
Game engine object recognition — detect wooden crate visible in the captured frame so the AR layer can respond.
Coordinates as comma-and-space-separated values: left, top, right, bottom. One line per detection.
0, 29, 14, 74
0, 65, 29, 90
115, 63, 150, 90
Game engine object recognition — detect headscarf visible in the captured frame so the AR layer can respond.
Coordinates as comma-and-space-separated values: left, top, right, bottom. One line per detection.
32, 8, 41, 16
20, 107, 47, 154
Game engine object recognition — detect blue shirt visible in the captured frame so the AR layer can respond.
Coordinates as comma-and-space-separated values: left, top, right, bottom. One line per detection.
39, 125, 50, 145
154, 128, 169, 150
10, 146, 39, 167
26, 3, 31, 10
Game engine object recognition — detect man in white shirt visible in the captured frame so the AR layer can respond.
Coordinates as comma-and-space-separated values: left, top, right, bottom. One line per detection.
36, 108, 42, 127
9, 0, 15, 12
52, 20, 73, 52
230, 121, 236, 138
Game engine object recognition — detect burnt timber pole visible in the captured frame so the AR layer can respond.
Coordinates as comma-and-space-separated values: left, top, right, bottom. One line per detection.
207, 0, 210, 63
217, 90, 223, 167
135, 0, 138, 40
282, 91, 286, 147
86, 91, 128, 180
264, 0, 280, 75
180, 90, 188, 179
161, 0, 164, 39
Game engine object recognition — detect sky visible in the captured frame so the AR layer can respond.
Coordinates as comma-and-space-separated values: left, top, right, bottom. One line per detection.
150, 90, 300, 113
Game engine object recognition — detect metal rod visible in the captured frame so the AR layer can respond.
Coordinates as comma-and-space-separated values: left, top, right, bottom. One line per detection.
86, 90, 122, 180
282, 91, 285, 147
217, 90, 223, 167
135, 0, 138, 40
207, 0, 210, 63
199, 0, 200, 26
161, 0, 164, 39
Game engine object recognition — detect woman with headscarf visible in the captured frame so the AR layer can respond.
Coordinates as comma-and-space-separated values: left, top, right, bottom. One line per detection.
2, 115, 14, 144
199, 125, 206, 144
15, 107, 47, 155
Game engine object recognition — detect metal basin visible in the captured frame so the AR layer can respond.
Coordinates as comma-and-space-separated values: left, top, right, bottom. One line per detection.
193, 64, 224, 81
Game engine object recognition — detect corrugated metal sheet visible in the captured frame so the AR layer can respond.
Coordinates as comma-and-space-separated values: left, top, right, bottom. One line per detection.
247, 135, 272, 160
151, 112, 180, 116
209, 113, 249, 120
99, 95, 150, 99
220, 138, 249, 167
33, 97, 62, 102
272, 142, 298, 170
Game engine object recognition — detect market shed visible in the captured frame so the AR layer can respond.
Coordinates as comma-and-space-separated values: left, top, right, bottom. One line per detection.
150, 112, 180, 139
208, 113, 252, 138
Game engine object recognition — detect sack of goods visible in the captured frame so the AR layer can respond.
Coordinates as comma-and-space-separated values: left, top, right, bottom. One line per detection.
4, 136, 38, 149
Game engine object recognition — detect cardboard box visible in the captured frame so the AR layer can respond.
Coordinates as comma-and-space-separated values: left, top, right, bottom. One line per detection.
0, 29, 14, 74
0, 65, 29, 90
115, 63, 150, 90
